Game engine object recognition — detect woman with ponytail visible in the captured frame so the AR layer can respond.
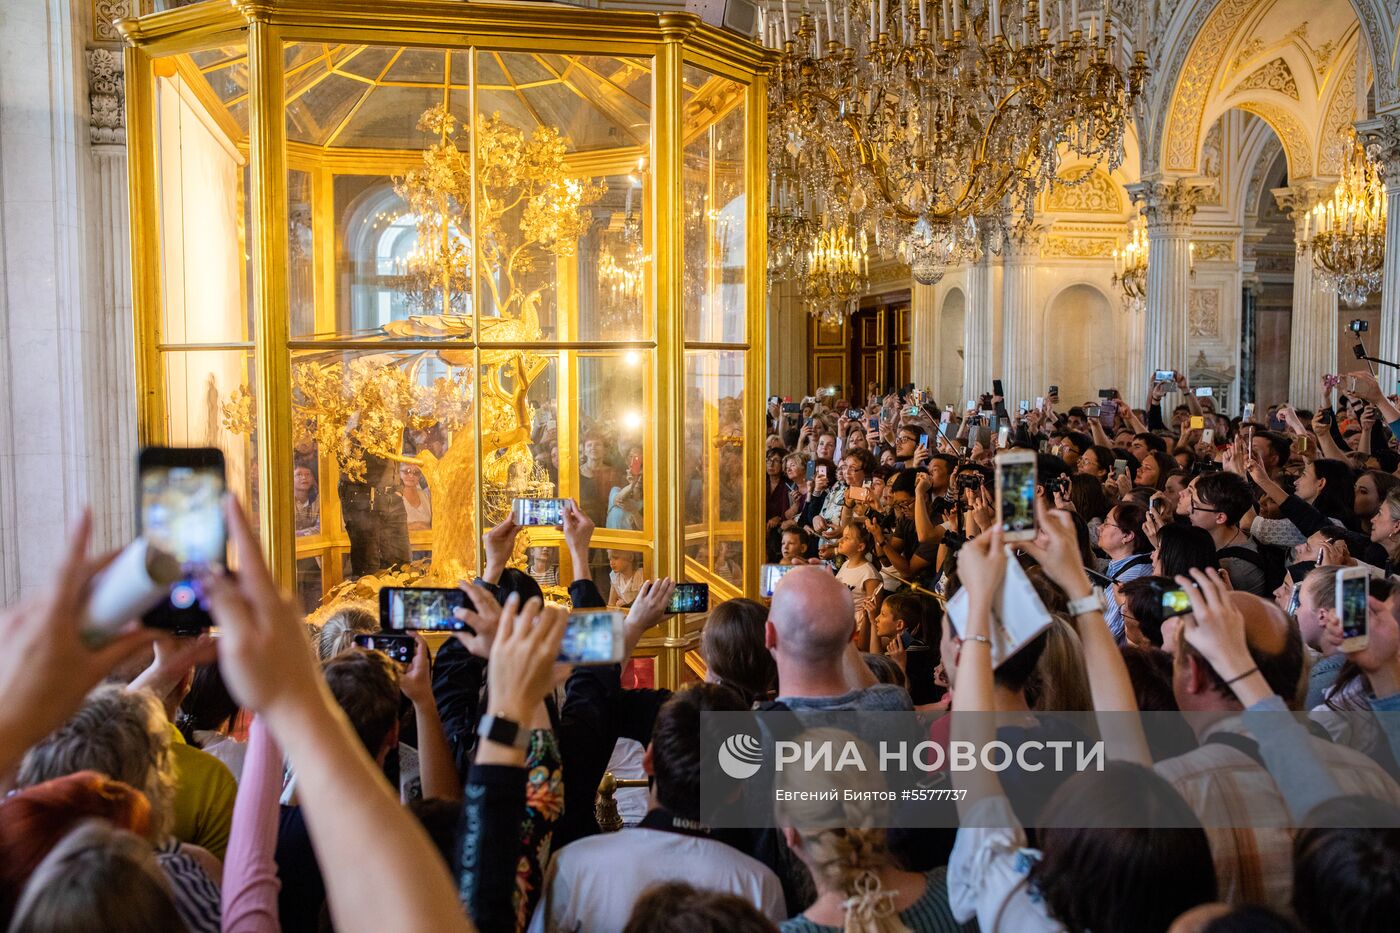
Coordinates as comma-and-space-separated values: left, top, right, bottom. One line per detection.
776, 731, 968, 932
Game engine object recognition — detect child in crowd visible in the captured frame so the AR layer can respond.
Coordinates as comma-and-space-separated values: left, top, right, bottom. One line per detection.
835, 521, 880, 624
779, 527, 808, 565
527, 545, 559, 587
607, 549, 646, 608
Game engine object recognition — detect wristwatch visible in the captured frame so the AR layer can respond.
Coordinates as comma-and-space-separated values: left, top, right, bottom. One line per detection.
1065, 586, 1109, 618
477, 713, 528, 750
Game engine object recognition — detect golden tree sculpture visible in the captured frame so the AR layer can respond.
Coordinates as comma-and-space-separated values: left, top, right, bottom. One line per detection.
226, 107, 604, 592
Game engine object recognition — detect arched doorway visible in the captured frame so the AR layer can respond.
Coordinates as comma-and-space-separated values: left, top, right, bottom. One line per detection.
936, 288, 965, 406
1044, 285, 1118, 406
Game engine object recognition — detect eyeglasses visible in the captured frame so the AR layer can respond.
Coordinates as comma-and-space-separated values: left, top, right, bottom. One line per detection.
1189, 501, 1223, 514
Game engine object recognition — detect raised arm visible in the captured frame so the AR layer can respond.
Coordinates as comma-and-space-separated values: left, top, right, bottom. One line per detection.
222, 717, 284, 933
1022, 500, 1152, 766
401, 635, 462, 801
206, 500, 474, 933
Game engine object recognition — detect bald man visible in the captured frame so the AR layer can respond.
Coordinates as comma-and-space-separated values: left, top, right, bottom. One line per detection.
1155, 591, 1400, 911
765, 565, 912, 711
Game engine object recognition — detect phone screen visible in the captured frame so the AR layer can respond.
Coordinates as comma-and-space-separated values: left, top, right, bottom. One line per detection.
139, 449, 227, 633
1195, 387, 1213, 398
560, 611, 623, 664
1113, 459, 1128, 479
1339, 574, 1369, 641
759, 563, 797, 598
380, 587, 471, 632
996, 457, 1037, 538
1161, 588, 1193, 619
512, 497, 565, 526
140, 461, 227, 569
868, 417, 879, 430
667, 583, 710, 614
1285, 584, 1302, 617
353, 633, 416, 665
919, 434, 929, 448
1190, 415, 1205, 430
1154, 370, 1174, 384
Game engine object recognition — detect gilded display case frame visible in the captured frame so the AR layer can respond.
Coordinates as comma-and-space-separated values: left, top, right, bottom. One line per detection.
120, 0, 771, 688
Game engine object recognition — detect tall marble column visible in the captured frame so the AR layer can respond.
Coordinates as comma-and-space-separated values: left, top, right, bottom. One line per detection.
1129, 179, 1202, 382
1359, 114, 1400, 377
86, 48, 137, 549
1123, 301, 1148, 409
1275, 184, 1338, 405
963, 246, 994, 402
910, 281, 937, 392
1000, 226, 1041, 407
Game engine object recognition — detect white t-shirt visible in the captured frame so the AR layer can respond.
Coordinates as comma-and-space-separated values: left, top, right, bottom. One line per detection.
836, 559, 880, 593
528, 826, 786, 932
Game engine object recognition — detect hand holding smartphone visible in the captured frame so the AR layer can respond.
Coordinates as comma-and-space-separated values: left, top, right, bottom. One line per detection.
666, 583, 710, 614
353, 633, 416, 665
137, 447, 228, 634
995, 450, 1038, 542
380, 586, 472, 632
512, 497, 566, 527
1336, 567, 1370, 652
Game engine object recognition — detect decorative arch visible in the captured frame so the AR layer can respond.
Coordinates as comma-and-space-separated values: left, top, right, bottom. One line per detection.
1233, 101, 1314, 177
1150, 0, 1393, 176
1041, 168, 1125, 214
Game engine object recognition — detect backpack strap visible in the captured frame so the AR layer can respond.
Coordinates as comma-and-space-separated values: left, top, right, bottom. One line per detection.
1109, 553, 1153, 581
1204, 731, 1265, 765
1217, 545, 1269, 574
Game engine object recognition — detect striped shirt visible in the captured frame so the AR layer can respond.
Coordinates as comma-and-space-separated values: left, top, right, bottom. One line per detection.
782, 867, 971, 932
155, 838, 222, 933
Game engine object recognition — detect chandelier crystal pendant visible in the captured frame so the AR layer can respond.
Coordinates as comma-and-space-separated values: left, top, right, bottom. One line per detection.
1112, 215, 1147, 312
760, 0, 1147, 294
802, 222, 871, 322
1310, 135, 1387, 308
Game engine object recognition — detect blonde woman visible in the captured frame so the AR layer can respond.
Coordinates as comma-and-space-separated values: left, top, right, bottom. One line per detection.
776, 730, 968, 933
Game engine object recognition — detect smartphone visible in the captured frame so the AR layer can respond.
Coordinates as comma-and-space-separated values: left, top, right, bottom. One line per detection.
997, 425, 1011, 448
846, 485, 871, 503
666, 583, 710, 614
782, 402, 801, 414
1190, 415, 1205, 430
905, 405, 921, 417
1153, 369, 1175, 384
995, 450, 1038, 542
1336, 567, 1370, 652
866, 417, 878, 431
560, 611, 626, 665
1085, 404, 1102, 418
966, 399, 977, 413
1098, 388, 1115, 399
1113, 459, 1129, 480
847, 408, 863, 419
1160, 588, 1193, 621
820, 386, 839, 397
512, 497, 566, 526
806, 460, 815, 482
138, 447, 227, 633
353, 633, 416, 666
1194, 386, 1213, 398
1019, 399, 1030, 413
759, 563, 798, 598
918, 433, 929, 449
1149, 493, 1164, 514
993, 379, 1005, 398
904, 646, 940, 705
1201, 427, 1215, 446
1242, 403, 1256, 423
380, 586, 472, 632
1034, 396, 1044, 409
1285, 583, 1302, 618
1101, 406, 1117, 431
1048, 385, 1059, 397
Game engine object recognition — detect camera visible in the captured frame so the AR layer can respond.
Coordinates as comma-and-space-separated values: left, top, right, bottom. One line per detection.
955, 471, 984, 492
1349, 319, 1369, 334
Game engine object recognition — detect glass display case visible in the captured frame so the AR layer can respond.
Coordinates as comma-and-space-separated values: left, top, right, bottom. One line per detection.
120, 0, 770, 687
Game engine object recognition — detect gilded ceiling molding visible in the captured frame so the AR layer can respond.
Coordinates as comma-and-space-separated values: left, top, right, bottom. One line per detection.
1043, 168, 1124, 214
1162, 0, 1257, 174
1043, 235, 1119, 259
1318, 52, 1358, 176
1236, 58, 1299, 99
86, 48, 125, 145
1192, 240, 1235, 261
1236, 101, 1314, 179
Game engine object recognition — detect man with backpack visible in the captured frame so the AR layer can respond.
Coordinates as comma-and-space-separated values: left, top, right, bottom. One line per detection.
1188, 472, 1282, 596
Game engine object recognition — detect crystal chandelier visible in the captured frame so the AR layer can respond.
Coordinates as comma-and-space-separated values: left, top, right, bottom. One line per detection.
1311, 135, 1387, 308
1112, 215, 1147, 312
802, 223, 870, 321
760, 0, 1147, 287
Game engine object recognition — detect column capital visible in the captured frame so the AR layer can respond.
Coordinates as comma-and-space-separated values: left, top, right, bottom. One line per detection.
1356, 114, 1400, 188
1002, 223, 1044, 263
86, 47, 125, 146
1271, 182, 1332, 244
1126, 177, 1210, 234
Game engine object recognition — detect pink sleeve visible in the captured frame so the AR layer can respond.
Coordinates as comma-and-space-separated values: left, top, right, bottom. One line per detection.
221, 716, 283, 933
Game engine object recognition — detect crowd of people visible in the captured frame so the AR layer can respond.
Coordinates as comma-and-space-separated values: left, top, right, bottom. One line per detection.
4, 366, 1400, 932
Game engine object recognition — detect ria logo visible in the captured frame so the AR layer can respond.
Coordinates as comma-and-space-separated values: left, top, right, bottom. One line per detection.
717, 732, 763, 779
